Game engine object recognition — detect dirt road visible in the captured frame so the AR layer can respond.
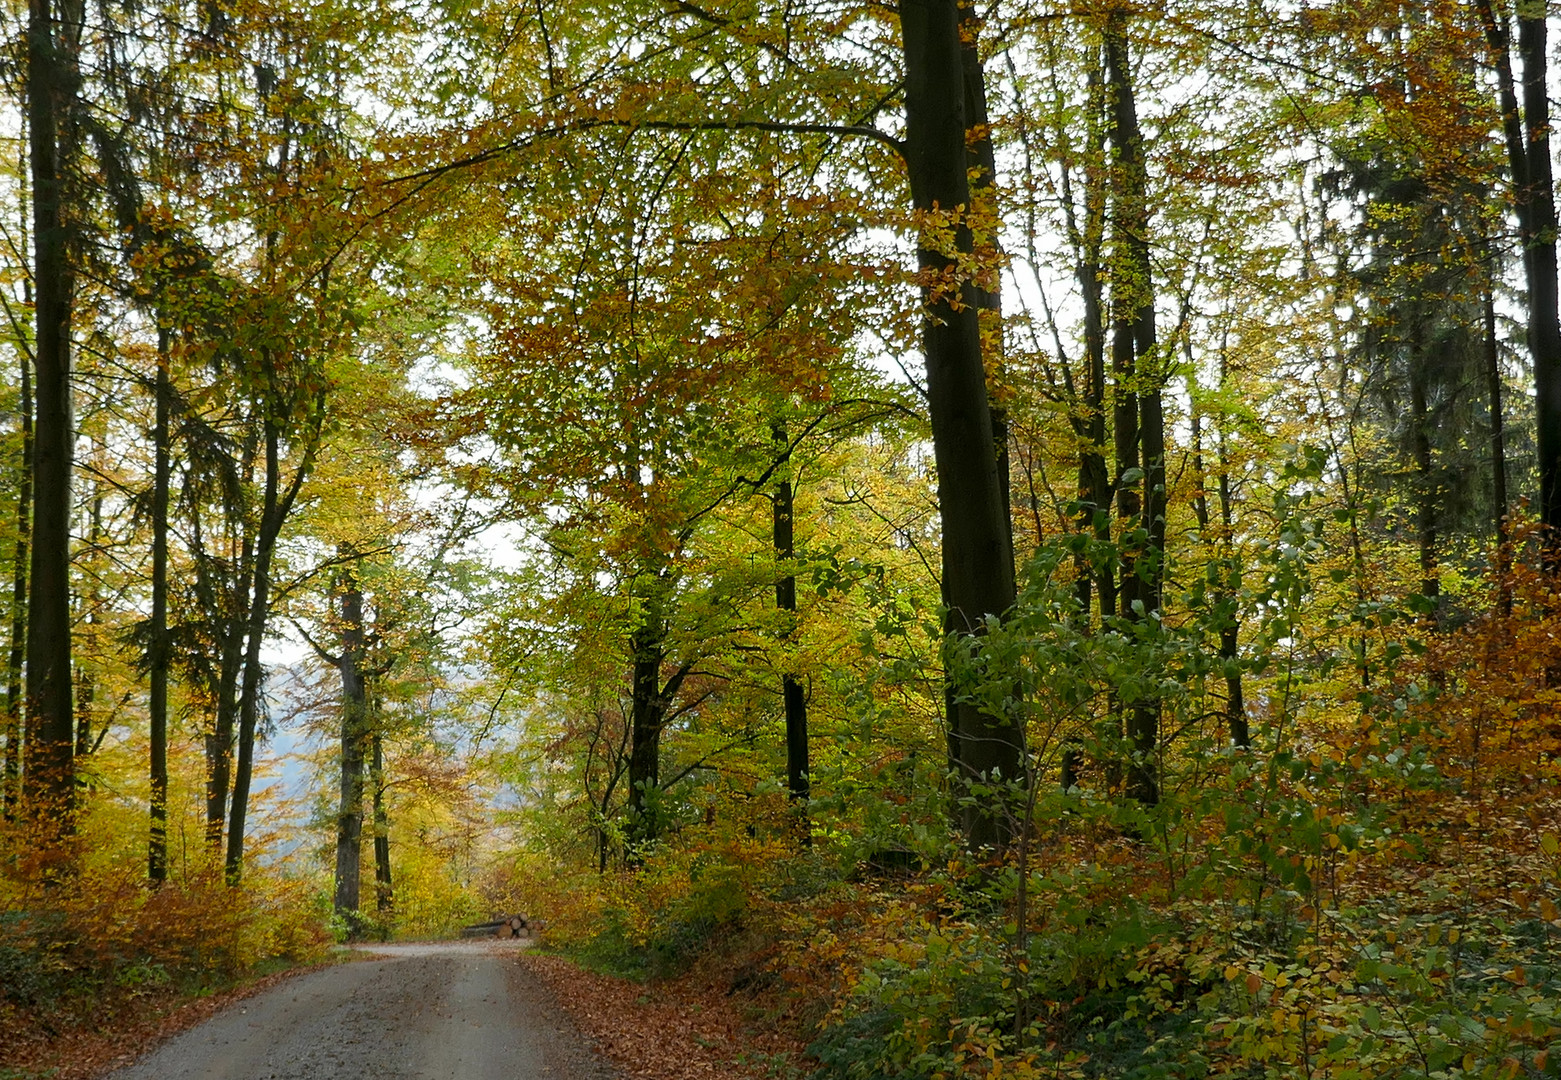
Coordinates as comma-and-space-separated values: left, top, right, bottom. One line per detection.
107, 941, 619, 1080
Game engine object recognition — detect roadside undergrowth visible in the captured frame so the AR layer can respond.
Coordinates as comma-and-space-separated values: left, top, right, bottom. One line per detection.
520, 764, 1561, 1080
0, 822, 329, 1080
1, 958, 335, 1080
509, 556, 1561, 1079
524, 950, 809, 1080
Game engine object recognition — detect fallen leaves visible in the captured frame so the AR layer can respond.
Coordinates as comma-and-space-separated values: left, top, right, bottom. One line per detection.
521, 952, 807, 1080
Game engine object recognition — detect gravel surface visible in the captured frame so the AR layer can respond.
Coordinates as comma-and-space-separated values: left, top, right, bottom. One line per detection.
106, 941, 621, 1080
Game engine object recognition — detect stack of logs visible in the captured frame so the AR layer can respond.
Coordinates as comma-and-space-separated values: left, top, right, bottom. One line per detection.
460, 914, 537, 939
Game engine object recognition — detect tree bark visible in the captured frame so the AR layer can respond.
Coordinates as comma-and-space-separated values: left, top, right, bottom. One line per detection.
205, 510, 254, 850
1486, 282, 1511, 617
371, 725, 392, 916
1215, 354, 1248, 749
333, 548, 367, 933
226, 420, 282, 883
23, 0, 76, 826
4, 346, 30, 820
626, 588, 666, 848
1071, 54, 1113, 625
1410, 350, 1439, 622
900, 0, 1022, 849
1477, 0, 1561, 549
74, 450, 100, 759
772, 423, 808, 820
1105, 10, 1160, 805
226, 397, 318, 881
959, 3, 1010, 531
149, 328, 170, 883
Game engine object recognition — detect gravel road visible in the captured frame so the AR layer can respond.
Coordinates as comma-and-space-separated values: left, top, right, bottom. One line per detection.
107, 941, 620, 1080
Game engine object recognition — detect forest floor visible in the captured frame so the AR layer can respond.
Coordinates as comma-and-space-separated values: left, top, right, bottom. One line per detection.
523, 950, 810, 1080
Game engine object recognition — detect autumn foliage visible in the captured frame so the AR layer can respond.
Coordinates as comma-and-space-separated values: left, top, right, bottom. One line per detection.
502, 526, 1561, 1080
0, 813, 328, 1070
8, 1, 1561, 1079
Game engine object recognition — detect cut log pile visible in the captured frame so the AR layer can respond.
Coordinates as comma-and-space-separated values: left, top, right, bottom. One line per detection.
459, 914, 538, 939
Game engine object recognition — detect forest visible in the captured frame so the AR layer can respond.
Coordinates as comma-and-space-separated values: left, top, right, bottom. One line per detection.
1, 0, 1560, 1077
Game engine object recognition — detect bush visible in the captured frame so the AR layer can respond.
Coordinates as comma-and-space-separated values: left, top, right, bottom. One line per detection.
0, 818, 328, 1017
523, 831, 808, 981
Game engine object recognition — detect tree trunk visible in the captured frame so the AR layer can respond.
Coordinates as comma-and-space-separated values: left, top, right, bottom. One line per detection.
1410, 352, 1439, 621
1074, 55, 1113, 625
959, 3, 1010, 532
74, 453, 100, 759
1486, 279, 1512, 616
626, 591, 665, 848
225, 380, 319, 881
149, 328, 170, 883
23, 0, 76, 826
1105, 10, 1160, 805
1478, 0, 1561, 548
4, 345, 31, 820
333, 548, 367, 933
226, 419, 282, 883
1518, 13, 1561, 545
772, 423, 808, 821
900, 0, 1022, 850
371, 725, 392, 916
205, 516, 254, 849
1216, 354, 1249, 749
1079, 259, 1111, 624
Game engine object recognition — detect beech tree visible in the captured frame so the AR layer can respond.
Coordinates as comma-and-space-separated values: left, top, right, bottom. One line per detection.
3, 319, 30, 818
1476, 0, 1561, 547
23, 0, 79, 829
901, 0, 1024, 844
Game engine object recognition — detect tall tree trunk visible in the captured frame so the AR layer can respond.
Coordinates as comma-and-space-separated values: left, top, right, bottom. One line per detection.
225, 385, 319, 881
333, 548, 367, 934
1105, 10, 1160, 805
370, 723, 392, 916
772, 423, 808, 822
1518, 12, 1561, 546
226, 418, 282, 882
74, 451, 100, 759
205, 516, 253, 849
1486, 279, 1512, 617
1478, 0, 1561, 549
900, 0, 1022, 850
23, 0, 76, 826
1080, 288, 1112, 626
4, 346, 31, 820
225, 430, 276, 882
1410, 355, 1439, 622
1215, 353, 1249, 748
1080, 58, 1113, 627
148, 328, 171, 883
959, 3, 1010, 532
626, 590, 665, 848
